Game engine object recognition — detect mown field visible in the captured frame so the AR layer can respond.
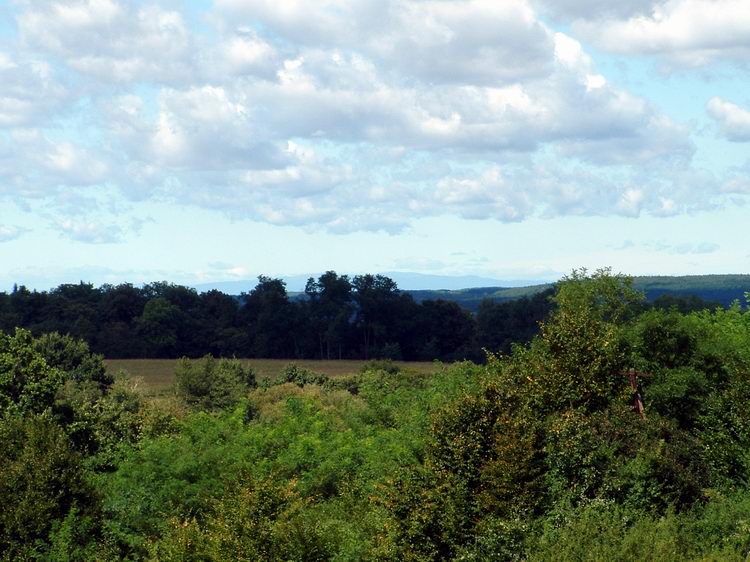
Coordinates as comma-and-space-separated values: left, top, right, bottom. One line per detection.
105, 358, 437, 394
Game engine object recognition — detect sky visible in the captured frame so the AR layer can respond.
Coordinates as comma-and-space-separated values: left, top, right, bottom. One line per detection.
0, 0, 749, 291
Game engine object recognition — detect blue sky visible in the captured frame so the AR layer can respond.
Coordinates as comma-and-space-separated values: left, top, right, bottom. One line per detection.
1, 0, 749, 291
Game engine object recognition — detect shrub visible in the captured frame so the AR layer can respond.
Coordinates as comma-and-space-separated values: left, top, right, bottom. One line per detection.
148, 476, 334, 561
273, 362, 331, 387
360, 358, 401, 375
175, 355, 256, 411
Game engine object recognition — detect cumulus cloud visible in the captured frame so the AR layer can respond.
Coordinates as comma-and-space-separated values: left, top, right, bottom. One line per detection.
707, 97, 750, 142
0, 53, 70, 127
0, 130, 109, 202
0, 0, 744, 234
565, 0, 750, 67
17, 0, 192, 83
217, 0, 555, 85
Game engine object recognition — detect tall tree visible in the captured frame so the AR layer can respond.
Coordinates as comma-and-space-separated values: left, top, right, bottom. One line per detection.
305, 271, 354, 359
242, 276, 295, 358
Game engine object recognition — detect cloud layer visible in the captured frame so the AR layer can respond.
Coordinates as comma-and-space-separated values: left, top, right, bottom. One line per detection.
0, 0, 746, 238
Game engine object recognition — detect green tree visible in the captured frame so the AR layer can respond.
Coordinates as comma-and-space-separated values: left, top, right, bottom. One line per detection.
0, 328, 64, 416
305, 271, 354, 360
33, 331, 112, 389
242, 276, 295, 358
0, 414, 100, 558
137, 298, 185, 357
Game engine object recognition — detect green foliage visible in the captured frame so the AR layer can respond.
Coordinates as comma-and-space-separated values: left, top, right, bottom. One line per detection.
647, 367, 709, 429
545, 408, 708, 511
175, 355, 257, 411
529, 492, 750, 562
454, 516, 530, 562
377, 465, 472, 561
0, 328, 64, 416
360, 358, 402, 375
3, 268, 750, 560
533, 268, 637, 411
137, 298, 185, 357
33, 331, 113, 388
696, 380, 750, 488
273, 362, 331, 387
148, 476, 334, 561
99, 363, 479, 559
0, 414, 100, 559
628, 309, 699, 370
531, 501, 683, 562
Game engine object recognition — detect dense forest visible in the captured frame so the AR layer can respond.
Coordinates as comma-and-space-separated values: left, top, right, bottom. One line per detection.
3, 269, 750, 560
0, 272, 554, 362
0, 271, 726, 362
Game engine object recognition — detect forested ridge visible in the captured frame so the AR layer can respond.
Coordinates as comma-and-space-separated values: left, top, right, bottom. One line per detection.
3, 269, 750, 560
0, 271, 729, 362
409, 274, 750, 311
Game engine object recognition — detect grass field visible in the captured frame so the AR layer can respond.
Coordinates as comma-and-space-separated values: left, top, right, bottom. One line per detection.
105, 358, 439, 395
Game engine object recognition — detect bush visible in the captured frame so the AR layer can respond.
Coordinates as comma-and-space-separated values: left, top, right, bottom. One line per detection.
273, 362, 331, 387
148, 476, 334, 561
360, 358, 401, 375
175, 355, 256, 411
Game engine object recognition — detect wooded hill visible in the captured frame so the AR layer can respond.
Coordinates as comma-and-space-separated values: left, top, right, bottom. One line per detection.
407, 274, 750, 311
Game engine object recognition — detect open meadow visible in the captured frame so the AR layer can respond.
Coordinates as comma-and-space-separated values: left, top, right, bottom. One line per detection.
105, 358, 438, 395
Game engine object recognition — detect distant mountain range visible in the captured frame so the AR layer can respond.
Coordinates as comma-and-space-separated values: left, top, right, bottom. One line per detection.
193, 273, 750, 312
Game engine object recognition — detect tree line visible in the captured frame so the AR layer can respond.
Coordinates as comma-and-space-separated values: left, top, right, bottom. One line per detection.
0, 272, 554, 361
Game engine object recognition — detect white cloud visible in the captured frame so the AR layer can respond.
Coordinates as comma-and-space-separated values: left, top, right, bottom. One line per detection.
0, 225, 24, 242
0, 0, 742, 235
0, 54, 70, 127
569, 0, 750, 67
0, 130, 109, 199
57, 219, 123, 244
194, 28, 282, 82
217, 0, 555, 86
433, 169, 535, 222
533, 0, 658, 21
707, 97, 750, 142
121, 86, 287, 171
18, 0, 192, 83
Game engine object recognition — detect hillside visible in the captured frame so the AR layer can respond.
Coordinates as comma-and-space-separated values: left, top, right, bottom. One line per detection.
406, 274, 750, 311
